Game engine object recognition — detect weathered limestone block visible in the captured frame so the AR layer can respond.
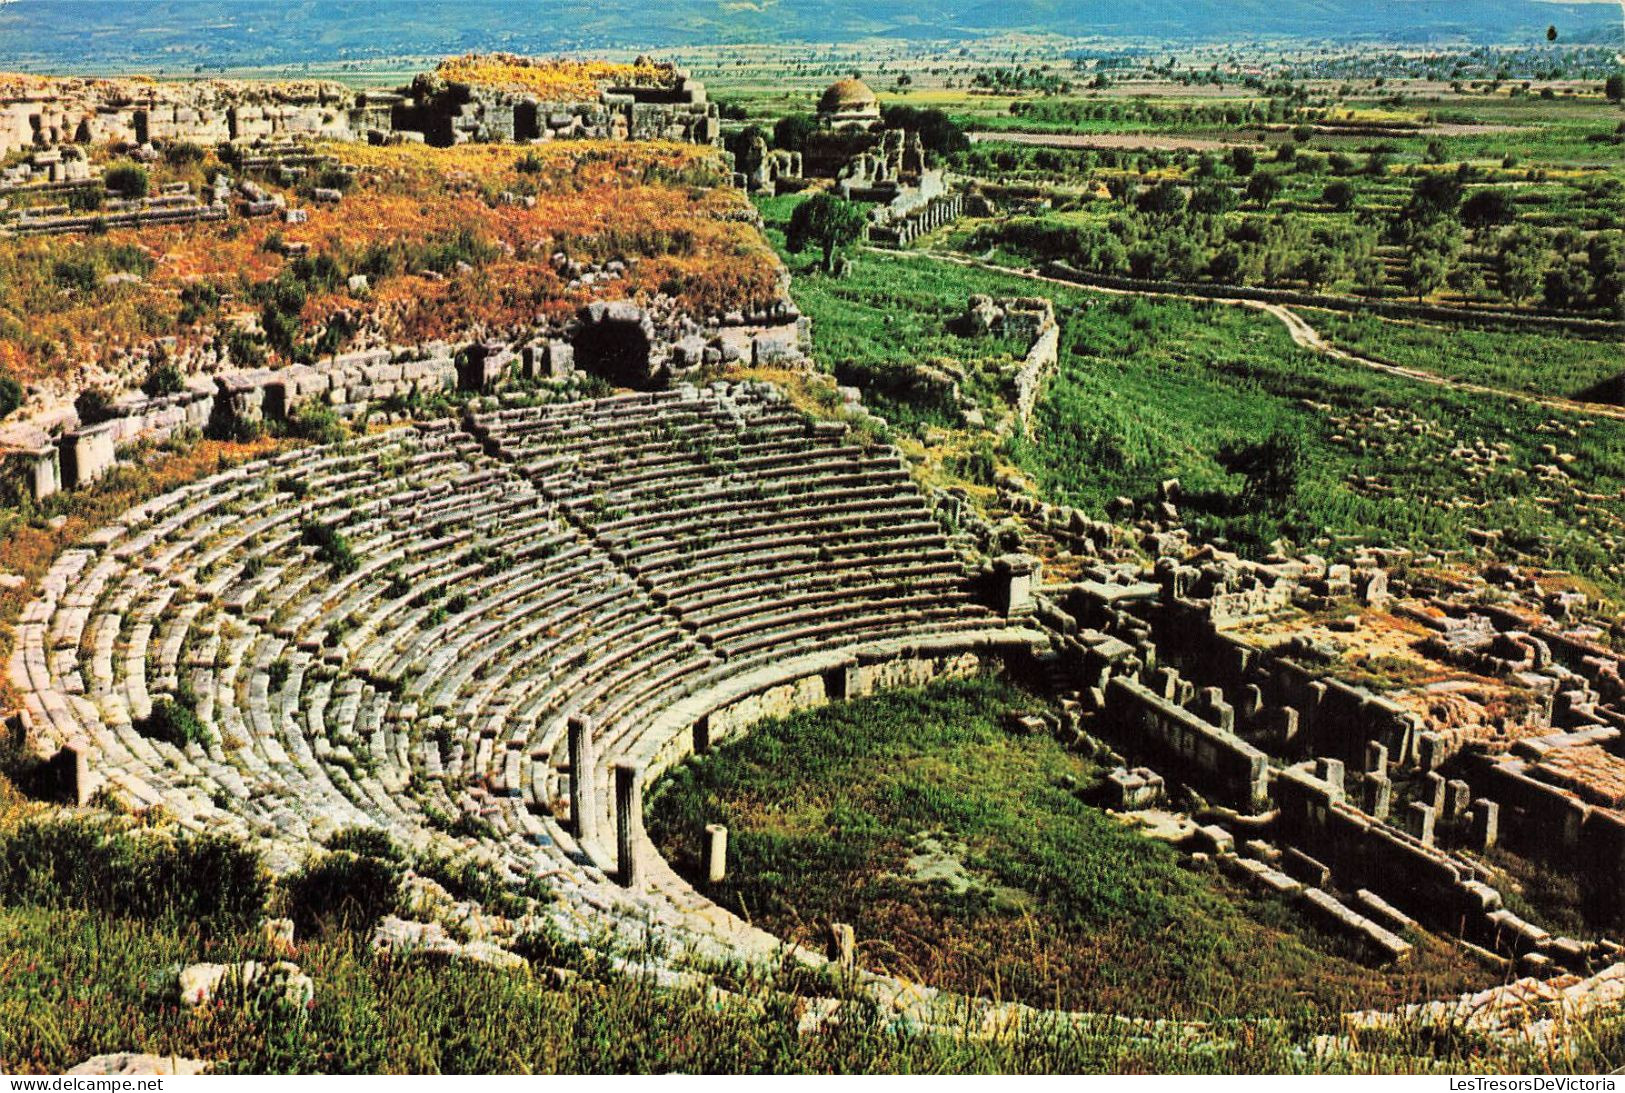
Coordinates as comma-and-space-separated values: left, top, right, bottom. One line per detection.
61, 423, 118, 489
1471, 798, 1500, 850
69, 1054, 212, 1076
177, 960, 313, 1009
991, 554, 1038, 618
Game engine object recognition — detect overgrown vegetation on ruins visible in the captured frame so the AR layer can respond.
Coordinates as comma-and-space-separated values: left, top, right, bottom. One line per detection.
0, 140, 777, 391
432, 54, 676, 99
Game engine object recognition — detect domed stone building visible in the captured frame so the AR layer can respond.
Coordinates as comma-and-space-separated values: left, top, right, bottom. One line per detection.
817, 77, 882, 130
742, 74, 965, 248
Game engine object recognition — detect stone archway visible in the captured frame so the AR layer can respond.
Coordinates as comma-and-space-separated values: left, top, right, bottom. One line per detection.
573, 300, 661, 389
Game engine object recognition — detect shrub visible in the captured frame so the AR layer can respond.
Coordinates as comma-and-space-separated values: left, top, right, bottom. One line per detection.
0, 819, 266, 931
224, 328, 268, 369
301, 520, 358, 575
141, 360, 186, 398
266, 659, 291, 691
66, 186, 105, 212
138, 697, 210, 748
73, 387, 118, 425
327, 826, 405, 864
282, 849, 401, 936
52, 256, 100, 293
0, 374, 21, 420
284, 403, 348, 445
103, 162, 150, 198
164, 141, 207, 165
178, 280, 222, 326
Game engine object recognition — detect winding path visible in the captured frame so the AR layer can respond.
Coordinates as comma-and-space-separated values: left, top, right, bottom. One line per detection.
866, 246, 1625, 426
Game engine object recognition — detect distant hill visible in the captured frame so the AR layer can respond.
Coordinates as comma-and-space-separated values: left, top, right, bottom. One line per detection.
0, 0, 1621, 72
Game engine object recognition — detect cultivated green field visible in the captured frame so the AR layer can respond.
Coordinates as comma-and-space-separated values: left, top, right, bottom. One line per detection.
758, 195, 1625, 608
1310, 312, 1624, 399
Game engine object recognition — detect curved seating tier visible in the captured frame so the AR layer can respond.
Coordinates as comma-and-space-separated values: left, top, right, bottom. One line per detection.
12, 382, 1044, 957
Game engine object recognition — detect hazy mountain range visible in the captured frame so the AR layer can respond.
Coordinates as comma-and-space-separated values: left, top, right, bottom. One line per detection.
0, 0, 1621, 72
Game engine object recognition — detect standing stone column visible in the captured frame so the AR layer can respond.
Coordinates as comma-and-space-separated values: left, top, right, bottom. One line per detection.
830, 922, 856, 974
614, 760, 645, 888
1471, 798, 1500, 850
705, 823, 728, 884
568, 715, 597, 844
64, 740, 91, 807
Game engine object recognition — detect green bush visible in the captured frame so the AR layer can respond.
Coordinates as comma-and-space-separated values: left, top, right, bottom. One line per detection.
164, 141, 207, 166
103, 162, 150, 199
327, 826, 405, 864
66, 186, 105, 212
283, 403, 348, 445
138, 697, 210, 749
0, 374, 21, 420
301, 520, 358, 575
141, 360, 187, 398
282, 849, 401, 936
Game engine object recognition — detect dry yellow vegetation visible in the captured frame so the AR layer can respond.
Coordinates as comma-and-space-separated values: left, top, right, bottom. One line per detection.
433, 53, 675, 100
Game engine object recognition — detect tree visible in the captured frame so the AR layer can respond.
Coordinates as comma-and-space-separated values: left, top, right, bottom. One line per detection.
1321, 180, 1356, 211
1543, 261, 1593, 310
1404, 172, 1463, 222
773, 113, 817, 152
1400, 220, 1461, 303
1296, 244, 1347, 292
1460, 188, 1516, 234
1606, 74, 1625, 104
1227, 145, 1256, 177
1447, 261, 1485, 304
1245, 172, 1282, 208
1136, 180, 1187, 217
1218, 430, 1304, 510
1495, 225, 1548, 304
1189, 181, 1237, 215
880, 105, 969, 159
1587, 232, 1624, 315
786, 192, 867, 275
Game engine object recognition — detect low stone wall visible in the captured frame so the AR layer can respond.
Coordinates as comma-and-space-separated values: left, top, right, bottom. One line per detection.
1272, 763, 1509, 941
1103, 675, 1271, 810
8, 202, 227, 236
869, 191, 965, 248
1012, 322, 1060, 424
2, 303, 807, 500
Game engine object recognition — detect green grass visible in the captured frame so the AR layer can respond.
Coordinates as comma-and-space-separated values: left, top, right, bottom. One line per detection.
1312, 311, 1624, 400
647, 675, 1495, 1022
